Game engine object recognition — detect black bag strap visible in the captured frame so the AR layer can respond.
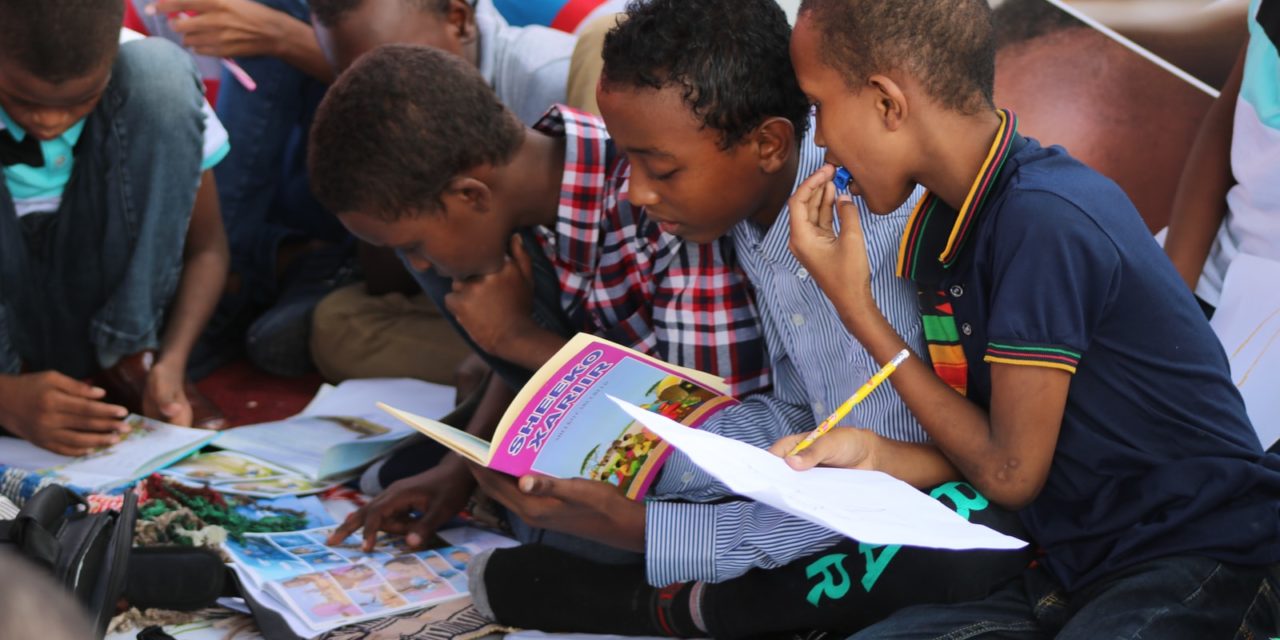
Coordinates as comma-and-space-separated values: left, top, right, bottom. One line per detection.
0, 516, 60, 568
0, 485, 85, 569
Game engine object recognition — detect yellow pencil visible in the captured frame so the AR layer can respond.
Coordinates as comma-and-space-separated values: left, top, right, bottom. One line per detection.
787, 349, 912, 456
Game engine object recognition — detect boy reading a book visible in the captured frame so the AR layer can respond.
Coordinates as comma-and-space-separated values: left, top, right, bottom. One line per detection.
0, 0, 230, 455
769, 0, 1280, 636
307, 44, 768, 558
461, 2, 1031, 637
305, 0, 581, 387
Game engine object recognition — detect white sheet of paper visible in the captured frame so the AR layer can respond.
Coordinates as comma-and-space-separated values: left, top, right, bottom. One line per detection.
1210, 253, 1280, 449
610, 397, 1026, 550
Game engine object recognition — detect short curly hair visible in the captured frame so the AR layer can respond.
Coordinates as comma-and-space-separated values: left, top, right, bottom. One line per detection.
0, 0, 123, 83
308, 45, 524, 220
798, 0, 996, 115
310, 0, 450, 28
600, 0, 810, 149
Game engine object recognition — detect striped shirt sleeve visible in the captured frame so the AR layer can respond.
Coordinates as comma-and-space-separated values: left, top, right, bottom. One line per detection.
645, 500, 846, 586
643, 392, 821, 586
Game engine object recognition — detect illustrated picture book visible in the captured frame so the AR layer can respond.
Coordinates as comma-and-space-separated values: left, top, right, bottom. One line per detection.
162, 450, 339, 498
379, 334, 736, 500
0, 415, 217, 492
225, 525, 516, 637
212, 378, 455, 482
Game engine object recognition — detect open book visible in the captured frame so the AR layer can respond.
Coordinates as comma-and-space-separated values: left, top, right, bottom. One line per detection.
162, 450, 340, 498
0, 415, 217, 492
213, 378, 455, 482
225, 525, 516, 637
380, 334, 738, 500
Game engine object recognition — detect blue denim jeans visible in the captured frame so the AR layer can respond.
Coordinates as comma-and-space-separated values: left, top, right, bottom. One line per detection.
0, 38, 205, 378
212, 0, 344, 306
850, 556, 1280, 639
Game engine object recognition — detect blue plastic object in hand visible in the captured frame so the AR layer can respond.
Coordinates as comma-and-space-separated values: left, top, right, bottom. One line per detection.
833, 167, 853, 194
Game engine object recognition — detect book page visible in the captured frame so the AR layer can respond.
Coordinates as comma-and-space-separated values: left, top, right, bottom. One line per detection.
0, 415, 215, 491
489, 335, 736, 500
218, 378, 456, 480
301, 378, 455, 419
215, 414, 411, 480
612, 397, 1028, 550
376, 405, 492, 466
226, 526, 516, 636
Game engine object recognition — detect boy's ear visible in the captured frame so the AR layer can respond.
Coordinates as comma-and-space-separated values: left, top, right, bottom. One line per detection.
441, 175, 492, 216
751, 117, 796, 174
868, 74, 909, 133
447, 0, 478, 45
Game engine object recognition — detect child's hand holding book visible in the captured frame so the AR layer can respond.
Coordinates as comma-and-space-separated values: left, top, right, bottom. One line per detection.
467, 465, 646, 553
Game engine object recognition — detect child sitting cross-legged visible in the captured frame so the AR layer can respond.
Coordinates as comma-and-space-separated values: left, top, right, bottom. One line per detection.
0, 0, 230, 455
780, 0, 1280, 637
458, 2, 1034, 637
307, 44, 768, 562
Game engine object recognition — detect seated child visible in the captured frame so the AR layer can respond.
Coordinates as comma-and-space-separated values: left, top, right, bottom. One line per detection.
305, 0, 587, 385
778, 0, 1280, 636
306, 44, 768, 559
151, 0, 342, 379
0, 0, 230, 454
1165, 0, 1278, 316
459, 2, 1029, 637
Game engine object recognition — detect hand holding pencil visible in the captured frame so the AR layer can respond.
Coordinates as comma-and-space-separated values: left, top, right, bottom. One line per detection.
786, 349, 911, 457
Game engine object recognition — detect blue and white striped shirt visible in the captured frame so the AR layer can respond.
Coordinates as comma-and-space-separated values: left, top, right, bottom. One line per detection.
644, 123, 928, 586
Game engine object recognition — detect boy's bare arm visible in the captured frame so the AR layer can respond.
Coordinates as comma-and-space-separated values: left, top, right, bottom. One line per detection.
152, 0, 335, 83
446, 235, 570, 370
787, 168, 1067, 509
145, 171, 228, 425
329, 369, 519, 549
1164, 45, 1246, 291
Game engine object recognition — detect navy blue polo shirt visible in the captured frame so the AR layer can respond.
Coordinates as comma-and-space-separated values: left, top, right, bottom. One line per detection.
899, 110, 1280, 592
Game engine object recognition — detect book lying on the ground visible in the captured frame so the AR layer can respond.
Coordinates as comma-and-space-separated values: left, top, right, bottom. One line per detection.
225, 525, 517, 637
213, 378, 455, 481
611, 397, 1028, 550
380, 333, 738, 501
163, 450, 340, 498
0, 415, 217, 492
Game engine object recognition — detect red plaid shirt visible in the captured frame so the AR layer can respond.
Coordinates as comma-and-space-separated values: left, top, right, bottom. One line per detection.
532, 106, 770, 396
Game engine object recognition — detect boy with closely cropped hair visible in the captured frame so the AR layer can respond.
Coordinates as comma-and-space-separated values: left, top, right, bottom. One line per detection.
304, 0, 587, 386
308, 43, 768, 560
462, 1, 1032, 637
0, 0, 230, 453
777, 0, 1280, 636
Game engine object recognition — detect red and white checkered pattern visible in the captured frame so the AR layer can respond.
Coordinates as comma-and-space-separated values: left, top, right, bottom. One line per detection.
532, 106, 770, 396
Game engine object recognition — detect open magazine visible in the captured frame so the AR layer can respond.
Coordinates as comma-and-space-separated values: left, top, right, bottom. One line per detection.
379, 334, 738, 500
0, 415, 217, 492
225, 525, 516, 637
163, 450, 339, 498
213, 379, 455, 481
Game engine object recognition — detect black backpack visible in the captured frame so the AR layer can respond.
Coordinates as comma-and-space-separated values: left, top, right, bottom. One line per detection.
0, 484, 136, 637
